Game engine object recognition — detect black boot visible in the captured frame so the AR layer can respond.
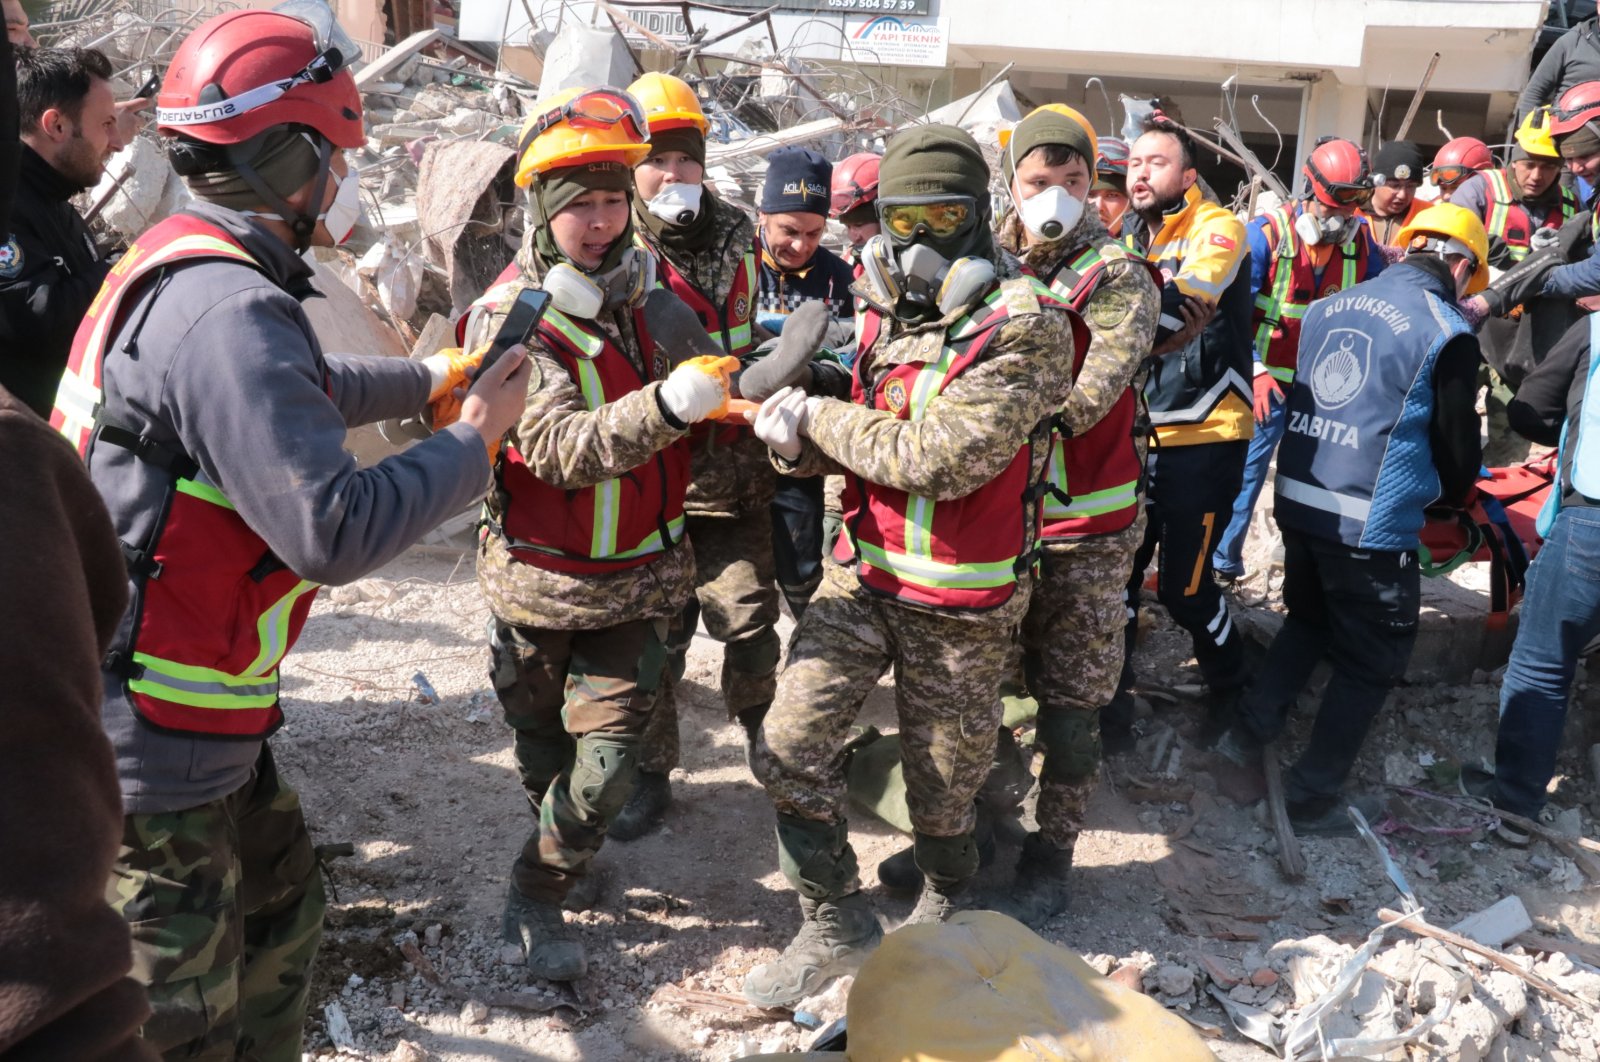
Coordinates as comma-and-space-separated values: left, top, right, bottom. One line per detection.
607, 770, 671, 842
876, 806, 997, 894
993, 833, 1074, 928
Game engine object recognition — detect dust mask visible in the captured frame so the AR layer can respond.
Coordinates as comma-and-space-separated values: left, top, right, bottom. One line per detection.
1294, 208, 1359, 248
319, 164, 365, 246
646, 182, 703, 226
1016, 184, 1083, 242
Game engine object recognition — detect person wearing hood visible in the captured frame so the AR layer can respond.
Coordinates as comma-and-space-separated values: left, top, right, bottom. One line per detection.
52, 11, 529, 1056
1364, 141, 1428, 247
464, 85, 734, 982
609, 71, 779, 841
1212, 137, 1384, 585
738, 124, 1083, 1008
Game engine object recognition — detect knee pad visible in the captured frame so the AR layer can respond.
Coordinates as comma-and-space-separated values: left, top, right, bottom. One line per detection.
1037, 709, 1101, 785
913, 830, 978, 888
570, 736, 641, 822
726, 627, 781, 677
775, 814, 858, 901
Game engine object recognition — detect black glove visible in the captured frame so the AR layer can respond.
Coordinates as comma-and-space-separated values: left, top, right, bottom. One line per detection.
1480, 245, 1562, 317
1485, 233, 1516, 270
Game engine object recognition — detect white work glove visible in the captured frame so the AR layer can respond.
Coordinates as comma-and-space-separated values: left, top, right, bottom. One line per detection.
751, 385, 817, 461
658, 360, 727, 425
1529, 227, 1562, 253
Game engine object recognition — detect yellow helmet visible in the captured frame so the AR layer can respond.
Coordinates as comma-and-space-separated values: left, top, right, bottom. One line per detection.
626, 71, 708, 136
514, 86, 651, 188
998, 103, 1098, 152
1396, 202, 1490, 294
1514, 109, 1560, 160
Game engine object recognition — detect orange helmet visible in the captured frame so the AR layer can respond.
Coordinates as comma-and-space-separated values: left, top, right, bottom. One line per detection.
831, 152, 881, 218
626, 71, 708, 136
1303, 136, 1373, 208
156, 7, 364, 148
1427, 137, 1493, 189
1550, 82, 1600, 136
515, 86, 651, 188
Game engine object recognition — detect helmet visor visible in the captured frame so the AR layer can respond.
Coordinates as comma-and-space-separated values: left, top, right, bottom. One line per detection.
273, 0, 363, 67
878, 196, 977, 240
1426, 164, 1468, 188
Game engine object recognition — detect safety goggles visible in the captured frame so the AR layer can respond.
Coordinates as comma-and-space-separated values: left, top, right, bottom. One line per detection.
832, 181, 873, 218
877, 196, 979, 240
523, 88, 648, 151
1425, 164, 1470, 188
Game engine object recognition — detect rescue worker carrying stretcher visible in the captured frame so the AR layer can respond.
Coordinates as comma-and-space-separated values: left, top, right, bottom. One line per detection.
467, 85, 731, 982
50, 9, 530, 1057
738, 124, 1085, 1008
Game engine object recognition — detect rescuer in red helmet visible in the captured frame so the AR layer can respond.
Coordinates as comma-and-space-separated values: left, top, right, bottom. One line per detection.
55, 8, 530, 1055
1427, 137, 1494, 201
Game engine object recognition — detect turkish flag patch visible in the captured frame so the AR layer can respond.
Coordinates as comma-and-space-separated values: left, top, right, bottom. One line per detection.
1209, 232, 1237, 250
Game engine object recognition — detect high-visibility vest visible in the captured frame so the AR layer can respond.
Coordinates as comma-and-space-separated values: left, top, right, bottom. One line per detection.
50, 214, 321, 739
1039, 244, 1162, 541
1251, 206, 1369, 383
475, 284, 690, 574
834, 280, 1083, 610
644, 235, 757, 449
1484, 168, 1577, 263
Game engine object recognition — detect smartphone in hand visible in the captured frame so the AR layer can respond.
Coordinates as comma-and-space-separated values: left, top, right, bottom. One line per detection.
479, 287, 552, 378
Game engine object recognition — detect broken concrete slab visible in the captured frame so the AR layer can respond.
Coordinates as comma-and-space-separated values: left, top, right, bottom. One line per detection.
1449, 896, 1534, 950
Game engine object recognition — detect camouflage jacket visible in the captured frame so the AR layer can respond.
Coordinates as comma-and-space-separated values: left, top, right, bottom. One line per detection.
998, 208, 1161, 554
776, 254, 1077, 624
472, 234, 696, 631
637, 195, 776, 517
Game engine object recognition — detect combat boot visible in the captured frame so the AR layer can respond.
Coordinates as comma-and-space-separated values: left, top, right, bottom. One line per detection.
502, 886, 587, 981
877, 804, 997, 894
902, 878, 969, 926
607, 769, 671, 842
742, 892, 882, 1008
737, 705, 768, 774
994, 833, 1073, 928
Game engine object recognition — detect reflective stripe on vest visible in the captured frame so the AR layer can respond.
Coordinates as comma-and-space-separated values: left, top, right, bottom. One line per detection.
52, 227, 257, 452
495, 300, 689, 572
1484, 170, 1576, 265
1037, 246, 1147, 538
1251, 207, 1359, 383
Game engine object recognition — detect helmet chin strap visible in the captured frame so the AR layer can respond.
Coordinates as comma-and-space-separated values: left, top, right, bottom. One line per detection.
228, 135, 335, 254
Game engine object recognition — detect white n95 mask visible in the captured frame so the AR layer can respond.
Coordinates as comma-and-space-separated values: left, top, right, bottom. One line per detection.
1017, 184, 1083, 242
646, 182, 703, 226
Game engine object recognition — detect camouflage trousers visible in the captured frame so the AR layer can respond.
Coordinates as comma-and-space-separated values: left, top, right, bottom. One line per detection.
488, 616, 669, 904
640, 510, 781, 773
755, 564, 1018, 897
1482, 363, 1531, 468
1023, 525, 1143, 852
107, 745, 324, 1062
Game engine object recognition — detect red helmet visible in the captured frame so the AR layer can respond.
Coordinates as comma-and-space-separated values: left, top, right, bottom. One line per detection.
1096, 136, 1130, 178
1303, 136, 1373, 208
1427, 137, 1493, 188
831, 152, 881, 218
1549, 81, 1600, 136
156, 8, 364, 149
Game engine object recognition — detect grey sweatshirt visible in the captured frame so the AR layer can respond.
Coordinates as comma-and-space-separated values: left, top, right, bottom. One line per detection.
90, 203, 490, 813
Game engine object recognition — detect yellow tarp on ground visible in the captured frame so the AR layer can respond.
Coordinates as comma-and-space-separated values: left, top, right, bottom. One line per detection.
742, 911, 1217, 1062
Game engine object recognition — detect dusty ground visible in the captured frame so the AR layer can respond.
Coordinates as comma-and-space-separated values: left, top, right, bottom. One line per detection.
280, 542, 1600, 1061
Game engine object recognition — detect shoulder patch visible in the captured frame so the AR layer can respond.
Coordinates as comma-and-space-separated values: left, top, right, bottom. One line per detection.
1088, 289, 1132, 330
1098, 241, 1128, 261
1000, 276, 1043, 316
0, 238, 23, 279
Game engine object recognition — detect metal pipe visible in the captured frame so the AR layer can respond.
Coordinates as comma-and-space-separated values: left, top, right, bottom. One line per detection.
1394, 52, 1440, 142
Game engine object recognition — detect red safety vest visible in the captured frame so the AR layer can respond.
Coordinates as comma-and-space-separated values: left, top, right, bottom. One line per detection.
1484, 168, 1576, 264
466, 282, 690, 574
650, 238, 756, 449
834, 280, 1084, 610
50, 214, 321, 739
1251, 206, 1371, 383
1039, 245, 1161, 541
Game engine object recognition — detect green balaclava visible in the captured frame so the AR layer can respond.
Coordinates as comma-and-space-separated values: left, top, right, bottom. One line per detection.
174, 126, 324, 212
531, 160, 636, 274
877, 123, 996, 263
634, 126, 716, 252
999, 109, 1094, 188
